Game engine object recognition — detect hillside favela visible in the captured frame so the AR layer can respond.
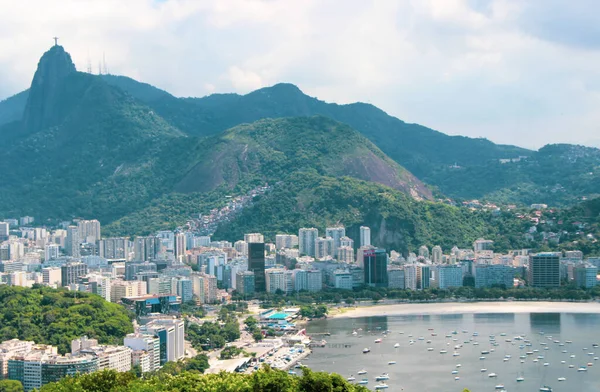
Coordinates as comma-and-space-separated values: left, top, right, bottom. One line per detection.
1, 2, 600, 392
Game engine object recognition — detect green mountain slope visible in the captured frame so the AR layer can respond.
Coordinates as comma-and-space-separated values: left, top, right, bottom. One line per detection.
213, 172, 532, 254
0, 90, 29, 127
176, 116, 431, 199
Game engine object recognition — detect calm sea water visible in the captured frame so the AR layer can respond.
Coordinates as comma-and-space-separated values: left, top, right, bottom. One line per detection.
303, 312, 600, 392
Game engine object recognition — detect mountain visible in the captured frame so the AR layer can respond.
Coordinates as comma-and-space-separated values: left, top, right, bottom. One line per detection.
0, 46, 431, 226
175, 115, 431, 199
0, 45, 189, 222
212, 172, 533, 254
0, 90, 28, 127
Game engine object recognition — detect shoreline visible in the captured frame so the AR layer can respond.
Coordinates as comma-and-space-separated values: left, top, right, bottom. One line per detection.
327, 300, 600, 319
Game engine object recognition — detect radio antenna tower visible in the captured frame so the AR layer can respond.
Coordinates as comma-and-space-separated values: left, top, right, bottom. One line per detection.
102, 52, 108, 75
86, 51, 92, 74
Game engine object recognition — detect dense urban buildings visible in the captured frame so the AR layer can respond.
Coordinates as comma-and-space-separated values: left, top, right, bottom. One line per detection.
528, 252, 561, 288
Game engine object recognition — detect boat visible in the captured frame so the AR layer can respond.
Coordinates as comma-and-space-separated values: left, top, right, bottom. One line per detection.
481, 368, 487, 372
418, 337, 424, 340
569, 365, 575, 368
357, 370, 367, 375
587, 362, 593, 367
561, 360, 566, 364
362, 348, 370, 354
375, 374, 389, 381
440, 350, 447, 354
544, 363, 550, 366
374, 339, 382, 343
358, 379, 368, 385
456, 364, 461, 368
480, 356, 486, 360
427, 347, 434, 351
595, 357, 599, 361
570, 355, 576, 358
288, 371, 296, 375
453, 352, 460, 357
394, 343, 400, 348
495, 385, 505, 390
533, 359, 539, 363
488, 373, 497, 378
347, 376, 356, 382
454, 377, 460, 381
558, 377, 566, 381
352, 330, 358, 336
374, 383, 389, 390
577, 367, 587, 372
566, 340, 572, 344
388, 361, 396, 365
516, 376, 524, 382
451, 370, 458, 374
539, 387, 553, 392
481, 350, 490, 355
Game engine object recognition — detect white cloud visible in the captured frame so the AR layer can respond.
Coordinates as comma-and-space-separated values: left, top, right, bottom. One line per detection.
1, 0, 599, 149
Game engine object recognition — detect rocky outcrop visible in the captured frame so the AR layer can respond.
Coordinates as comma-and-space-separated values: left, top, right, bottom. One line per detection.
22, 45, 76, 133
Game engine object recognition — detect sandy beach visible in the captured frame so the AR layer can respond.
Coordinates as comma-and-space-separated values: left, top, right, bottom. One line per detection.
330, 301, 600, 319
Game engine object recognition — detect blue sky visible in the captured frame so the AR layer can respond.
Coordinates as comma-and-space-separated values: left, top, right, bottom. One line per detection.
1, 0, 599, 149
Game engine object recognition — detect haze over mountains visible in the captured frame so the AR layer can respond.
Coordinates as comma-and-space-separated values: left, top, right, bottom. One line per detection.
0, 45, 598, 239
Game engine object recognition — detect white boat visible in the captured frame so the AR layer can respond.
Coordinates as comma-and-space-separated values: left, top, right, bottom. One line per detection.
488, 373, 497, 378
374, 384, 389, 390
352, 330, 358, 336
453, 352, 460, 357
418, 337, 424, 340
358, 379, 368, 385
570, 355, 576, 358
516, 376, 524, 382
375, 374, 389, 381
595, 357, 599, 361
357, 370, 367, 375
394, 343, 400, 348
544, 363, 550, 366
520, 360, 525, 363
454, 377, 460, 381
566, 340, 572, 344
558, 377, 566, 381
456, 364, 461, 368
569, 365, 575, 368
388, 361, 396, 365
503, 358, 509, 362
561, 361, 566, 364
587, 362, 593, 367
480, 356, 486, 360
347, 376, 356, 382
440, 350, 447, 354
533, 359, 539, 363
495, 385, 505, 390
577, 367, 587, 372
539, 387, 552, 392
427, 347, 434, 351
451, 370, 458, 374
374, 339, 382, 343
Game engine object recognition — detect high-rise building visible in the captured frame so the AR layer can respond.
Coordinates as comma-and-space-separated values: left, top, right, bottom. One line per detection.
77, 220, 101, 244
173, 277, 193, 303
432, 246, 443, 264
475, 264, 514, 288
42, 267, 62, 286
124, 333, 161, 372
244, 233, 264, 244
299, 228, 318, 257
61, 263, 88, 286
174, 233, 186, 259
359, 226, 371, 248
418, 245, 430, 259
473, 238, 494, 252
387, 267, 405, 289
140, 318, 185, 364
234, 240, 248, 256
133, 236, 160, 262
248, 243, 266, 292
419, 265, 431, 290
265, 269, 286, 293
528, 253, 561, 288
0, 222, 9, 242
315, 237, 334, 259
306, 270, 323, 292
404, 264, 418, 290
125, 262, 157, 281
44, 244, 60, 261
275, 234, 298, 250
340, 236, 354, 249
65, 226, 80, 257
574, 264, 598, 288
364, 249, 388, 287
98, 238, 130, 260
325, 227, 345, 257
437, 264, 464, 289
333, 270, 353, 290
338, 246, 354, 264
236, 271, 255, 296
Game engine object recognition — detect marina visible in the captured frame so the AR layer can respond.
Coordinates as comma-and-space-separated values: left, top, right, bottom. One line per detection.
302, 311, 600, 391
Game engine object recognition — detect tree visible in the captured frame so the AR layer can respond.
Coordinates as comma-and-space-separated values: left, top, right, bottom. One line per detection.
244, 316, 258, 330
253, 329, 264, 342
186, 354, 210, 373
0, 380, 24, 392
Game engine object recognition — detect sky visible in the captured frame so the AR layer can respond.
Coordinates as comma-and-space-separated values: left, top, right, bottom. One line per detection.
1, 0, 599, 149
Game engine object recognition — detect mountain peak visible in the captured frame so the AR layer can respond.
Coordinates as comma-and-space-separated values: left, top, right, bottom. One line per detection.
22, 45, 76, 132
